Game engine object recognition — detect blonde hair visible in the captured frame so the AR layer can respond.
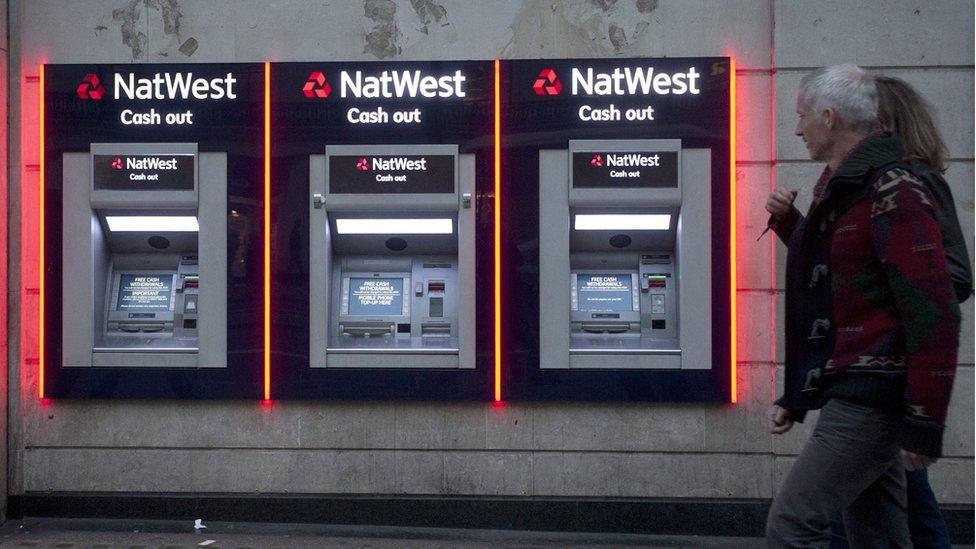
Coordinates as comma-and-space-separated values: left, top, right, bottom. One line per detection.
876, 76, 947, 172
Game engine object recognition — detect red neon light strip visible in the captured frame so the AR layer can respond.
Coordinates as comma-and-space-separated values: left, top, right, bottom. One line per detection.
729, 57, 738, 404
263, 61, 271, 401
493, 59, 502, 402
38, 64, 45, 399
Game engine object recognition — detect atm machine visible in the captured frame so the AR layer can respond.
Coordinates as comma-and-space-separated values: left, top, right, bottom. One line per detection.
61, 143, 227, 368
309, 144, 475, 369
539, 139, 711, 369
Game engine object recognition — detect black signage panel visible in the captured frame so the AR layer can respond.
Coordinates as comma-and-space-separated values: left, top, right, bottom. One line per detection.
329, 154, 454, 194
44, 62, 265, 399
500, 57, 732, 403
270, 60, 494, 401
572, 151, 678, 189
93, 154, 195, 191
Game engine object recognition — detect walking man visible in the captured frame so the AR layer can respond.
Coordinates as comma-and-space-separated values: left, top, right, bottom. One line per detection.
764, 64, 960, 548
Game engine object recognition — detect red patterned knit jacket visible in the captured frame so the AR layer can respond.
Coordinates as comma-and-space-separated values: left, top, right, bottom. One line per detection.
772, 132, 961, 457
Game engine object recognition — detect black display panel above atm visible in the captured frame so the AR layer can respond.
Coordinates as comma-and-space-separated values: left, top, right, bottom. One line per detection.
328, 154, 455, 194
93, 154, 195, 191
572, 151, 678, 189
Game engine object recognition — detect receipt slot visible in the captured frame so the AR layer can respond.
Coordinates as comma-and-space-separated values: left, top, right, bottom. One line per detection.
309, 144, 475, 369
61, 143, 227, 368
539, 139, 711, 369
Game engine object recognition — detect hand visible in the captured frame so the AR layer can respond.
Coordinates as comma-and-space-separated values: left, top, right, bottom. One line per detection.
900, 450, 936, 471
768, 405, 794, 435
765, 188, 799, 220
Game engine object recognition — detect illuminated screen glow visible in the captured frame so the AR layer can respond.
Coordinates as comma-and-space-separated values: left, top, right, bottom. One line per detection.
116, 273, 174, 311
106, 216, 200, 232
574, 214, 670, 231
347, 277, 405, 316
335, 218, 453, 234
576, 274, 633, 312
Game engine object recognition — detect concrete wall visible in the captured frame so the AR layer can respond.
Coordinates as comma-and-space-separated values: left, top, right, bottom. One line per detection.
7, 0, 973, 507
0, 0, 7, 523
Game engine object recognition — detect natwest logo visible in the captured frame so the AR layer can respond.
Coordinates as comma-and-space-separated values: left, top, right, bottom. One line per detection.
355, 157, 370, 171
605, 153, 662, 167
590, 154, 604, 167
77, 74, 106, 100
111, 157, 124, 170
340, 69, 466, 99
371, 157, 428, 171
114, 72, 237, 100
303, 71, 331, 98
532, 68, 562, 96
126, 156, 180, 170
570, 66, 701, 96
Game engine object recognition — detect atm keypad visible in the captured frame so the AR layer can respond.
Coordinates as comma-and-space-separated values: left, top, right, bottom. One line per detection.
427, 280, 446, 318
429, 297, 444, 317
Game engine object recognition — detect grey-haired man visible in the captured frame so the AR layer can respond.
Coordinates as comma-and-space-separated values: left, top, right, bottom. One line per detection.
764, 64, 959, 548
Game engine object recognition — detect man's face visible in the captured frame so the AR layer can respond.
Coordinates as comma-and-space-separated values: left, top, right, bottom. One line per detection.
795, 91, 831, 161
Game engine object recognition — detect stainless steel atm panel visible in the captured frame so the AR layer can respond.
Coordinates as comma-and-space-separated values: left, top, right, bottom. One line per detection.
61, 142, 227, 368
309, 144, 476, 369
539, 139, 711, 370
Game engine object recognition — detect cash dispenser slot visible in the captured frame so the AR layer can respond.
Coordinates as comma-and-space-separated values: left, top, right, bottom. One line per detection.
340, 322, 396, 337
421, 322, 451, 336
581, 322, 632, 334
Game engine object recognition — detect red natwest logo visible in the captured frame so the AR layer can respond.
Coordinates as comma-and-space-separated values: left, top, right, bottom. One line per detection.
77, 74, 105, 100
303, 71, 331, 98
590, 154, 604, 167
111, 157, 124, 170
532, 68, 562, 96
355, 157, 370, 171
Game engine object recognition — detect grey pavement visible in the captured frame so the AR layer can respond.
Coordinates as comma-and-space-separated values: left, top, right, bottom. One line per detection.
0, 518, 768, 548
2, 519, 971, 548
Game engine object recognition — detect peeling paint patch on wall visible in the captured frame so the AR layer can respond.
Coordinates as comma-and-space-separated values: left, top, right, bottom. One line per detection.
159, 0, 182, 35
410, 0, 448, 35
113, 0, 199, 60
503, 0, 658, 58
179, 37, 199, 57
113, 1, 147, 60
364, 0, 401, 59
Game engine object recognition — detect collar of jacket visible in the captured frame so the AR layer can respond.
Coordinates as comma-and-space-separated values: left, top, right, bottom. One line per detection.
831, 131, 904, 182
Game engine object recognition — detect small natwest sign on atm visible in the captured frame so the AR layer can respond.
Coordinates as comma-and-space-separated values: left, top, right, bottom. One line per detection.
329, 154, 455, 194
572, 151, 679, 189
93, 154, 195, 191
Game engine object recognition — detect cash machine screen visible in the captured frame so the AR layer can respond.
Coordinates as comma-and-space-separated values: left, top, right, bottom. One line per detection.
347, 277, 406, 316
576, 274, 633, 312
115, 273, 174, 311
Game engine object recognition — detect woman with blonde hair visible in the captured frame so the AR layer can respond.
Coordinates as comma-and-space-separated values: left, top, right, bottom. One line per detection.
875, 76, 971, 302
829, 74, 969, 549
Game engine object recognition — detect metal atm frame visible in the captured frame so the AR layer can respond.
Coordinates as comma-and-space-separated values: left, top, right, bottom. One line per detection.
61, 142, 227, 368
308, 143, 477, 369
538, 139, 712, 370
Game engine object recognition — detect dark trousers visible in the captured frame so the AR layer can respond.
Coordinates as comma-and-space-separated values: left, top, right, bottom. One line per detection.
766, 399, 910, 548
830, 468, 952, 549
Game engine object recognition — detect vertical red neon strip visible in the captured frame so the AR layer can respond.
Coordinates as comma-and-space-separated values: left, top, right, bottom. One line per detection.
729, 57, 738, 404
493, 59, 502, 402
38, 64, 45, 399
264, 61, 271, 401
